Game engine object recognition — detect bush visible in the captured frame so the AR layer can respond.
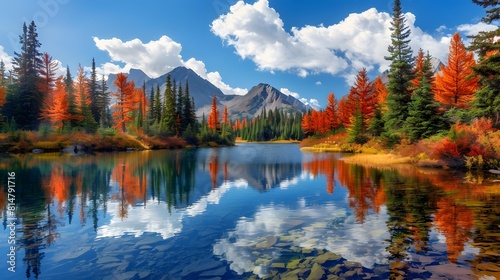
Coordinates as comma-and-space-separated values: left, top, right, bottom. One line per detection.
430, 118, 499, 168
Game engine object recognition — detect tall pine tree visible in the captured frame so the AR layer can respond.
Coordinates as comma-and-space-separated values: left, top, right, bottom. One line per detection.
468, 0, 500, 125
88, 58, 100, 123
404, 53, 446, 141
12, 21, 43, 129
384, 0, 414, 132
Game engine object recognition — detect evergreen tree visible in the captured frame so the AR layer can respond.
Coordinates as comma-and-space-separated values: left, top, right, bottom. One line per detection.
404, 53, 446, 141
97, 75, 111, 127
0, 60, 6, 86
153, 84, 161, 123
405, 77, 445, 141
64, 66, 78, 128
175, 82, 183, 135
468, 0, 500, 125
348, 103, 368, 144
12, 21, 43, 129
384, 0, 414, 131
88, 58, 100, 123
368, 106, 385, 136
182, 81, 196, 133
160, 74, 176, 135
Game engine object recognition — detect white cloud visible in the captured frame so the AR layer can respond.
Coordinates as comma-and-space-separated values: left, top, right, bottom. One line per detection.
315, 81, 321, 86
457, 22, 498, 37
211, 0, 348, 77
93, 36, 247, 96
0, 45, 14, 71
93, 36, 183, 78
211, 0, 497, 85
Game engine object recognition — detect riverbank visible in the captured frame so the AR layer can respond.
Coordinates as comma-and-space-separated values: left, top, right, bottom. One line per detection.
0, 131, 194, 154
235, 137, 301, 144
299, 133, 453, 169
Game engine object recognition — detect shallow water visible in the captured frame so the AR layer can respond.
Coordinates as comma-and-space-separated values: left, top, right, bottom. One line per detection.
0, 143, 499, 279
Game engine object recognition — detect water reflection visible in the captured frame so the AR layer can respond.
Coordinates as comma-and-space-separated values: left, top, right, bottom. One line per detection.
0, 145, 498, 279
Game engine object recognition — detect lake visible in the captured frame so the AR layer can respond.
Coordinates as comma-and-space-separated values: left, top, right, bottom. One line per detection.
0, 143, 499, 279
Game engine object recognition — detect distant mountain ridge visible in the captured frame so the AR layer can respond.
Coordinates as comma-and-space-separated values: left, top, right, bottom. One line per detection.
107, 66, 309, 119
223, 83, 309, 119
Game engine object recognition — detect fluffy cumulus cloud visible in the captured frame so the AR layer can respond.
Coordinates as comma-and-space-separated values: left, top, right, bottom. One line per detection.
211, 0, 348, 77
93, 36, 246, 96
457, 22, 498, 37
211, 0, 496, 83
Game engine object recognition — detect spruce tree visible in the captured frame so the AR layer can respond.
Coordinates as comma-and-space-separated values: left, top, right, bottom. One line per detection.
88, 58, 101, 124
12, 21, 43, 129
0, 60, 5, 86
468, 0, 500, 125
405, 53, 446, 141
153, 84, 161, 123
97, 75, 110, 127
384, 0, 414, 132
160, 74, 176, 135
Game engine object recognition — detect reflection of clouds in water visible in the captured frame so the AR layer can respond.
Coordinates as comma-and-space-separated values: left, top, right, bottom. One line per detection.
213, 203, 390, 276
187, 179, 248, 216
97, 199, 184, 239
279, 177, 299, 189
97, 179, 249, 239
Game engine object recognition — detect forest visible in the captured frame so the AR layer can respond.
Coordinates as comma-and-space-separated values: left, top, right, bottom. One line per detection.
299, 0, 500, 170
0, 0, 499, 170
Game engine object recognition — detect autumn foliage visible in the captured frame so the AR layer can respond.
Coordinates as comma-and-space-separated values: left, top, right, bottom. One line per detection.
208, 94, 220, 131
431, 118, 500, 167
40, 76, 72, 130
434, 33, 479, 108
111, 73, 140, 132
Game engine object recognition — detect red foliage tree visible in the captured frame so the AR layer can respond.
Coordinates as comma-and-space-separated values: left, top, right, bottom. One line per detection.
111, 73, 139, 132
337, 96, 351, 128
38, 52, 58, 100
324, 92, 339, 130
434, 33, 479, 108
207, 94, 220, 131
74, 65, 91, 108
40, 76, 72, 130
222, 105, 229, 125
346, 68, 377, 128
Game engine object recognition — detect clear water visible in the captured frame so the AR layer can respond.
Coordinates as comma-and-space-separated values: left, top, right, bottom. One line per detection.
0, 143, 498, 279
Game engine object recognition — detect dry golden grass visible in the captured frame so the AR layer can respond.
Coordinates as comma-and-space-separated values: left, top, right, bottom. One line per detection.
341, 153, 412, 166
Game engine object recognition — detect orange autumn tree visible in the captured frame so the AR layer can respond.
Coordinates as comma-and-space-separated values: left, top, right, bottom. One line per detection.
40, 76, 72, 130
434, 32, 479, 108
347, 68, 377, 129
222, 105, 229, 125
38, 52, 58, 101
324, 92, 340, 130
207, 94, 220, 131
111, 73, 139, 132
372, 76, 388, 108
337, 96, 351, 128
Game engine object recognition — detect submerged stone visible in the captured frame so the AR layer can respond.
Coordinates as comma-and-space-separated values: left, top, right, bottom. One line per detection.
286, 259, 301, 269
306, 263, 325, 280
270, 263, 286, 268
315, 251, 342, 265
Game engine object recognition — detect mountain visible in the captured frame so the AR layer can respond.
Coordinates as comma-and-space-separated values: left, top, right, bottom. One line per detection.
105, 66, 308, 119
223, 83, 309, 119
107, 68, 151, 91
145, 66, 232, 113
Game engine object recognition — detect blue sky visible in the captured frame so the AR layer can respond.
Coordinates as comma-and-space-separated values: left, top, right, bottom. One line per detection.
0, 0, 495, 108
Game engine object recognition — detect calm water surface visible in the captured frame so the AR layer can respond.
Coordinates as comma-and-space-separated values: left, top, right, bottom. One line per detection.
0, 144, 499, 279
